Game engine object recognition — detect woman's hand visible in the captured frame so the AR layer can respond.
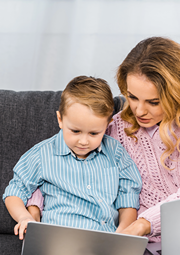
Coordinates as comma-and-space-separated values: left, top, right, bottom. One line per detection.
119, 218, 151, 236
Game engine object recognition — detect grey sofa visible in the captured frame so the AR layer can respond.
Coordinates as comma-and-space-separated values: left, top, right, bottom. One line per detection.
0, 90, 124, 255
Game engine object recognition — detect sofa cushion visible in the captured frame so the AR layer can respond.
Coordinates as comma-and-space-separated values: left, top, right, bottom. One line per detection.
0, 90, 62, 234
0, 234, 22, 255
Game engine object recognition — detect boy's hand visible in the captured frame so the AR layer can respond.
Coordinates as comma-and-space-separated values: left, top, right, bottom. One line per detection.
119, 218, 151, 236
116, 208, 137, 234
14, 215, 35, 240
5, 196, 38, 240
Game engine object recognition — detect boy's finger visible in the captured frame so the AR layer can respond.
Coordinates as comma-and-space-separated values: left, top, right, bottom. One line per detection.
14, 223, 20, 235
19, 225, 26, 240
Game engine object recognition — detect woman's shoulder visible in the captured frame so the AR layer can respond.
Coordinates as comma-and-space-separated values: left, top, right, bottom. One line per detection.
111, 111, 132, 128
106, 111, 131, 143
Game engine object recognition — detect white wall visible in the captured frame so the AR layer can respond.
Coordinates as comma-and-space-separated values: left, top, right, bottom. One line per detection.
0, 0, 180, 96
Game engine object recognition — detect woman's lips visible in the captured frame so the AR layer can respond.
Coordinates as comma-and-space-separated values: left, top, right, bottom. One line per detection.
136, 116, 151, 123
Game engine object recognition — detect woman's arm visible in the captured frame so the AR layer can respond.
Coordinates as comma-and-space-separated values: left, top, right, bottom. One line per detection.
137, 188, 180, 236
26, 188, 44, 221
121, 189, 180, 237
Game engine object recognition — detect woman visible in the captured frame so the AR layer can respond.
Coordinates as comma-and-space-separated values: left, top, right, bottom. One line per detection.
106, 36, 180, 242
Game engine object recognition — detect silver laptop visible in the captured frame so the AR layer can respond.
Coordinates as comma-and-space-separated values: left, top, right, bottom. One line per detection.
21, 222, 148, 255
145, 199, 180, 255
161, 199, 180, 255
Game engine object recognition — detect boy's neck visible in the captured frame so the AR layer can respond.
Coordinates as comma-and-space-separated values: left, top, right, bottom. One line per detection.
70, 145, 101, 160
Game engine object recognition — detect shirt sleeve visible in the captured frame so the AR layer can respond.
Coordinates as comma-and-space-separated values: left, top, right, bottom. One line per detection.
26, 189, 44, 214
138, 188, 180, 236
3, 145, 43, 205
114, 143, 142, 210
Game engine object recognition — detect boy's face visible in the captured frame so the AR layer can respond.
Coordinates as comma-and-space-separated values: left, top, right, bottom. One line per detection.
57, 103, 109, 159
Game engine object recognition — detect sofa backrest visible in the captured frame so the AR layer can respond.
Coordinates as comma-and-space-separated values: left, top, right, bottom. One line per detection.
0, 90, 124, 234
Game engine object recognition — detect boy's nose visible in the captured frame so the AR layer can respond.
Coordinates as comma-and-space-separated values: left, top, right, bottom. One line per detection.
78, 135, 89, 145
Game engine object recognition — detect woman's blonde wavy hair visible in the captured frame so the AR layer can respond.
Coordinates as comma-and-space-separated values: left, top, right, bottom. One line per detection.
117, 37, 180, 170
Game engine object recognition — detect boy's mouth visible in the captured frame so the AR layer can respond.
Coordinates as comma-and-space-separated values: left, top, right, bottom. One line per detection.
76, 146, 88, 150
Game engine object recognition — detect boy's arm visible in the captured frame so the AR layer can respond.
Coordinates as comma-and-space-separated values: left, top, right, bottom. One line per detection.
5, 196, 35, 240
116, 208, 137, 233
113, 142, 143, 234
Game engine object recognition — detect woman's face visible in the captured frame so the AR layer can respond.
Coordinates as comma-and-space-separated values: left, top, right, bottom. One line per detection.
126, 73, 164, 128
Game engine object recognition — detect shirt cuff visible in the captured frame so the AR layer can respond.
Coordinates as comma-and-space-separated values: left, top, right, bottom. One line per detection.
138, 205, 161, 237
115, 193, 140, 210
137, 216, 153, 235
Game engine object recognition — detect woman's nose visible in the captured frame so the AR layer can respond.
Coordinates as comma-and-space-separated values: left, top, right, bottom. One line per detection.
136, 102, 147, 117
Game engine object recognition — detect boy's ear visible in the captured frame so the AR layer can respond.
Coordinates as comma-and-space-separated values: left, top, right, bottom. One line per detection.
56, 111, 63, 129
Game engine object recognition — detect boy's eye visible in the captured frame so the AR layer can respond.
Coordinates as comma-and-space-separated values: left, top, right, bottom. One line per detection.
71, 130, 80, 133
90, 132, 98, 136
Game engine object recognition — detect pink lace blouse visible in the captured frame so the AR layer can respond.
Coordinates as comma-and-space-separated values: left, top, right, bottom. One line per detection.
106, 112, 180, 242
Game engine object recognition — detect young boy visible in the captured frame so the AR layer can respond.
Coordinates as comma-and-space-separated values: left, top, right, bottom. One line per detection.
3, 76, 142, 240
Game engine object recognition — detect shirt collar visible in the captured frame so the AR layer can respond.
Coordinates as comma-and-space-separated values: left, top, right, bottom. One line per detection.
145, 121, 177, 138
54, 130, 71, 156
145, 124, 159, 138
100, 137, 108, 155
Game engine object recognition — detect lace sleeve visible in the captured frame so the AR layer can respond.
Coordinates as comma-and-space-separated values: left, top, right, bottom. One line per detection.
26, 189, 44, 215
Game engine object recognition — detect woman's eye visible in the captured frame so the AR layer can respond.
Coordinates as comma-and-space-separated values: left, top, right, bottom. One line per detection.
127, 95, 137, 100
149, 101, 160, 106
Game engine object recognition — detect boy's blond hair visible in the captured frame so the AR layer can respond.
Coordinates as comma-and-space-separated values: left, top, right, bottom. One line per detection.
59, 76, 114, 123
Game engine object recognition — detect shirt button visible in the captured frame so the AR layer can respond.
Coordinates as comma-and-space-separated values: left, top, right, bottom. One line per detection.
99, 199, 102, 203
87, 185, 91, 189
102, 221, 105, 225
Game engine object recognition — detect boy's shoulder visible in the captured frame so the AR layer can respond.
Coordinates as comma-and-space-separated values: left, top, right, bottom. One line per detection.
23, 132, 58, 157
102, 134, 133, 167
32, 133, 57, 149
103, 133, 121, 142
102, 133, 125, 151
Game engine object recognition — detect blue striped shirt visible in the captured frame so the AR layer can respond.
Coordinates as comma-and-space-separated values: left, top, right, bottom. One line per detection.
3, 130, 142, 232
